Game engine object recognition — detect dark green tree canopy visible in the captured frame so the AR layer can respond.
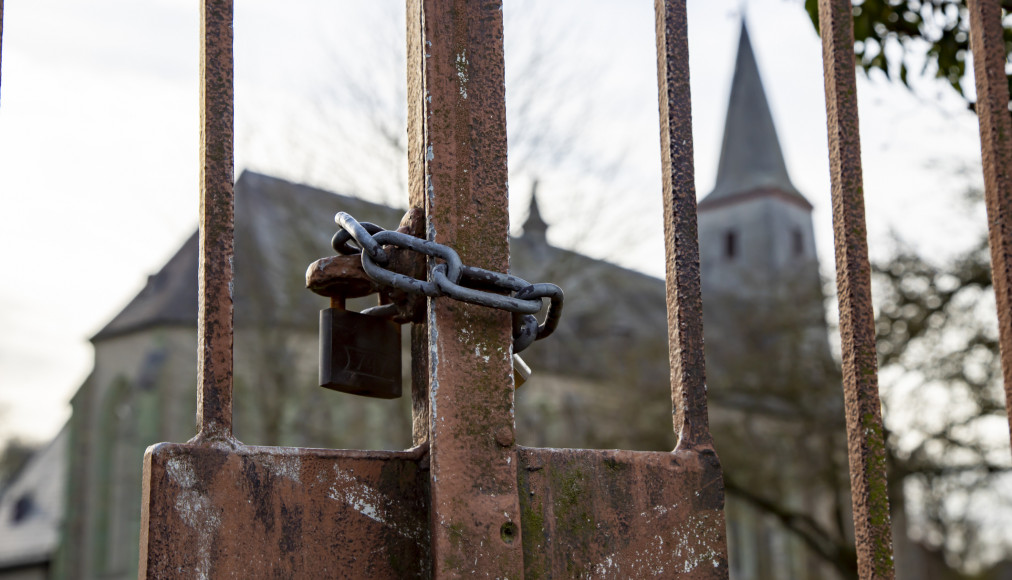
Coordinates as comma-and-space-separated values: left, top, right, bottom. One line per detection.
805, 0, 1012, 106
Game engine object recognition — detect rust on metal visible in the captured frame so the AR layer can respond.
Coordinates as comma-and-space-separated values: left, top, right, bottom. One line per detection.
967, 0, 1012, 449
654, 0, 714, 451
306, 254, 383, 299
140, 444, 431, 578
817, 0, 895, 577
406, 1, 430, 449
408, 0, 524, 575
195, 0, 235, 443
1, 0, 4, 104
517, 447, 726, 577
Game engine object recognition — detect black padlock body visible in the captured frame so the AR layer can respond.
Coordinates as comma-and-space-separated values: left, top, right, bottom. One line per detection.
319, 308, 402, 399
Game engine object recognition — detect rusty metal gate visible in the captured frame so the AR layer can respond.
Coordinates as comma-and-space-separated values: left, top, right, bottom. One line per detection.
2, 0, 1010, 578
138, 1, 729, 576
142, 0, 1012, 578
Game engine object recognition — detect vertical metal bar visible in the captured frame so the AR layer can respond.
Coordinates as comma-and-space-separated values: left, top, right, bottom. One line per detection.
653, 0, 712, 451
817, 0, 895, 577
406, 1, 430, 448
1, 0, 5, 105
194, 0, 235, 442
968, 0, 1012, 450
407, 0, 524, 576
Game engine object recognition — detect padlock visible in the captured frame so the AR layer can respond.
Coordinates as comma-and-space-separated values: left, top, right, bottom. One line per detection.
319, 304, 402, 398
513, 354, 531, 388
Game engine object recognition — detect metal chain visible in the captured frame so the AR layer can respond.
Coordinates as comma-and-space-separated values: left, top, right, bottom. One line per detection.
332, 212, 563, 354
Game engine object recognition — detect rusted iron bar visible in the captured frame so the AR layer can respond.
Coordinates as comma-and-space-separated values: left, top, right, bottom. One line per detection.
654, 0, 713, 452
817, 0, 895, 578
407, 0, 524, 576
967, 0, 1012, 449
406, 2, 430, 447
1, 0, 5, 104
194, 0, 235, 442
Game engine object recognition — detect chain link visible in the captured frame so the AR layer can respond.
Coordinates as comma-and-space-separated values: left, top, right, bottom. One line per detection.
332, 212, 563, 354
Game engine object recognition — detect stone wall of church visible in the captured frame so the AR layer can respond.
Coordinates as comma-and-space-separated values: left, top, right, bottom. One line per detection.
57, 327, 195, 579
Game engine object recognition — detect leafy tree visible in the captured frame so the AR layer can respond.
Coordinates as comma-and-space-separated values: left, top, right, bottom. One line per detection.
872, 220, 1012, 571
704, 215, 1012, 576
804, 0, 1012, 107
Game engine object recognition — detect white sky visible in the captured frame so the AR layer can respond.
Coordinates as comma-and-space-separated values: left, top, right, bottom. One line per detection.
0, 0, 986, 445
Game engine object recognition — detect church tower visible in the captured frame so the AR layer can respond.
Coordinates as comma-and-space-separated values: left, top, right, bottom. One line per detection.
698, 19, 833, 387
698, 23, 820, 301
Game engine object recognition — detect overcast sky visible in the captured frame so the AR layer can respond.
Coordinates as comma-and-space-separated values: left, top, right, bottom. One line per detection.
0, 0, 985, 445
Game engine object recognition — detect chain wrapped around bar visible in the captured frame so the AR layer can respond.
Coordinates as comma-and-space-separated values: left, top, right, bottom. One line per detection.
331, 212, 563, 354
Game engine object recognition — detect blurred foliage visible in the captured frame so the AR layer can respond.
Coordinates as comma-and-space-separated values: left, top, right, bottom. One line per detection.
804, 0, 1012, 107
872, 208, 1012, 570
799, 1, 1012, 566
703, 198, 1012, 573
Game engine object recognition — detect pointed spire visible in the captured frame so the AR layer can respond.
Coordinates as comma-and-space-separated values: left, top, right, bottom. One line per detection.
701, 22, 810, 209
522, 180, 548, 242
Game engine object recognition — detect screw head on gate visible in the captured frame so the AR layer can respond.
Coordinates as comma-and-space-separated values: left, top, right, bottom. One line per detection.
319, 308, 402, 399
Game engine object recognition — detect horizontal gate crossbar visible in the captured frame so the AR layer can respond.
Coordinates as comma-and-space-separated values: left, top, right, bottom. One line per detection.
138, 443, 730, 578
517, 446, 727, 577
139, 444, 431, 578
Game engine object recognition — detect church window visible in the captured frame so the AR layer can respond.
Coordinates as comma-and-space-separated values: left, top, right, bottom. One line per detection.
12, 494, 34, 523
792, 229, 804, 257
725, 230, 737, 260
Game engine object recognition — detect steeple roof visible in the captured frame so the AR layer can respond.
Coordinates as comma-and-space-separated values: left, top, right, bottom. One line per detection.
522, 181, 548, 242
700, 22, 810, 210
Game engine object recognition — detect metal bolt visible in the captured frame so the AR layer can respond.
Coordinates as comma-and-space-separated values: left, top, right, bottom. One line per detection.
495, 426, 514, 447
499, 521, 518, 545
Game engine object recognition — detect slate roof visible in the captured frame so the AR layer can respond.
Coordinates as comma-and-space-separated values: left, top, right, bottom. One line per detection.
700, 22, 812, 210
94, 172, 404, 340
0, 426, 67, 569
93, 171, 670, 384
94, 232, 200, 338
522, 182, 548, 241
